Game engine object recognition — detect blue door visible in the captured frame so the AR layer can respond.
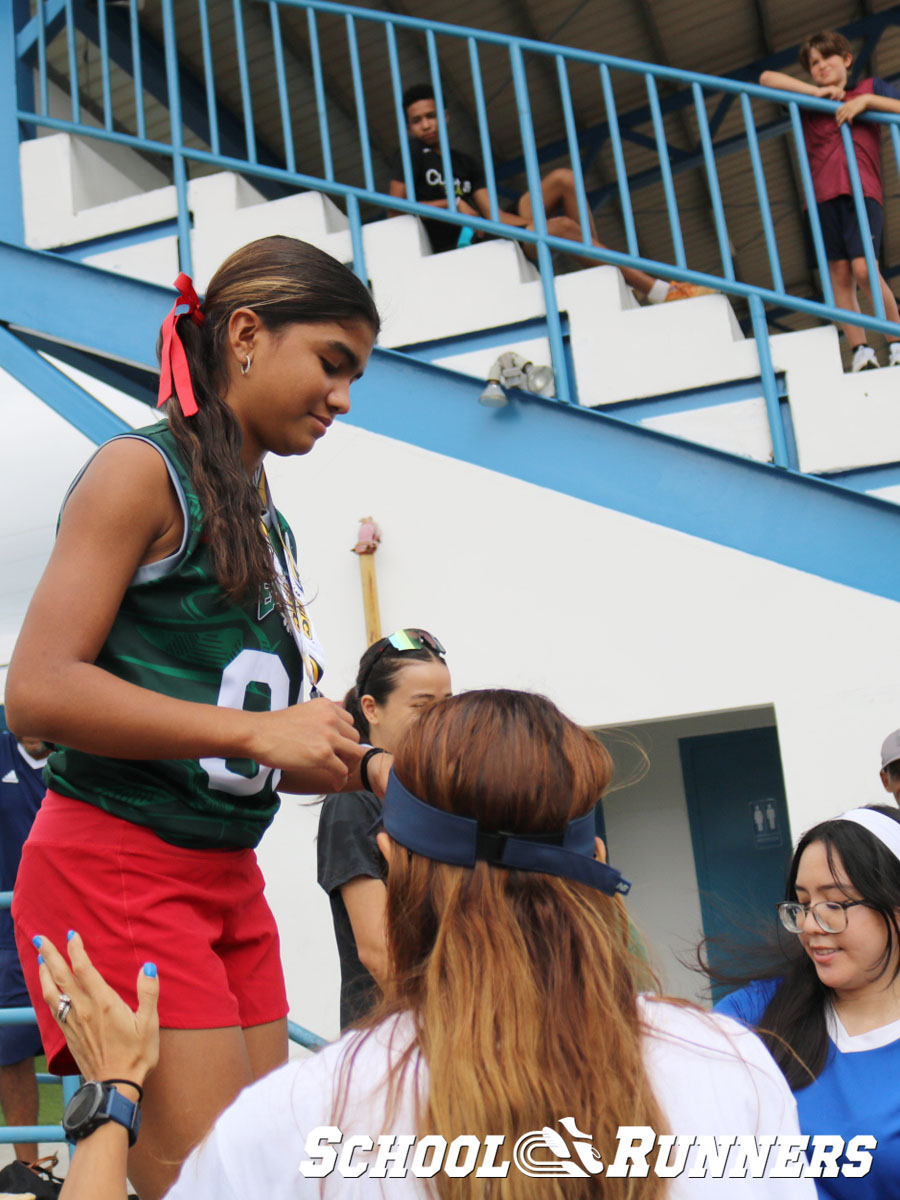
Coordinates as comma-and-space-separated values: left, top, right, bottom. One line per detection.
679, 726, 792, 993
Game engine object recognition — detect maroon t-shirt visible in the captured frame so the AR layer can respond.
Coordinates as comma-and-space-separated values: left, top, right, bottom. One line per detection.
801, 77, 900, 205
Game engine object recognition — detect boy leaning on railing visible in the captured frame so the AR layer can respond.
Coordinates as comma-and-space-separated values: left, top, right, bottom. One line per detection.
760, 30, 900, 373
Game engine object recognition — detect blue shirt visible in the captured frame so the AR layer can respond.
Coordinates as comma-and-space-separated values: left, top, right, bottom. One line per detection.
717, 979, 900, 1199
0, 732, 46, 947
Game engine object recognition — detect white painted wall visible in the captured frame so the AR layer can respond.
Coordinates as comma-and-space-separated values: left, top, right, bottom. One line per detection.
3, 359, 899, 1041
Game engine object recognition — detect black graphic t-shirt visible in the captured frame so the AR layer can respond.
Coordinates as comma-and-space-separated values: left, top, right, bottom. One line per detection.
390, 140, 486, 252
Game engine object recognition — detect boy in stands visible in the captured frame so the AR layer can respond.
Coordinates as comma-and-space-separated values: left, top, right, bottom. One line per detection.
760, 31, 900, 372
388, 84, 713, 304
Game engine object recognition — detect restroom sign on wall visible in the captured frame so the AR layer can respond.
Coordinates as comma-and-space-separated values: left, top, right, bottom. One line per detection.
750, 799, 782, 848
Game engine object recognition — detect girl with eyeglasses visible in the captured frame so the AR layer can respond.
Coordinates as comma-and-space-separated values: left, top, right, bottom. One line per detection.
317, 630, 451, 1028
715, 804, 900, 1200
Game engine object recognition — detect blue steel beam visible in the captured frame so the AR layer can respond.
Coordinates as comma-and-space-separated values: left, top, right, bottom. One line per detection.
2, 241, 896, 600
14, 330, 158, 409
0, 0, 32, 241
0, 326, 129, 443
0, 240, 170, 370
345, 351, 900, 604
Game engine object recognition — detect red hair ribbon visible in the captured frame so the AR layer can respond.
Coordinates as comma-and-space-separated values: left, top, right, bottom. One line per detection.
157, 272, 205, 417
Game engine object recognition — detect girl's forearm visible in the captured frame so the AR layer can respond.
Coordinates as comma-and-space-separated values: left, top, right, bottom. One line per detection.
60, 1124, 131, 1200
6, 660, 258, 761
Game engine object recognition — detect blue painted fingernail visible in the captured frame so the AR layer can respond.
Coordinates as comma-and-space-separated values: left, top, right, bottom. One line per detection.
37, 955, 44, 965
32, 935, 42, 949
67, 930, 75, 942
143, 962, 157, 978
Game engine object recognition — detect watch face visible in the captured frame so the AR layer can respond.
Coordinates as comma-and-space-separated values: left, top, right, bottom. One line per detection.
63, 1082, 103, 1134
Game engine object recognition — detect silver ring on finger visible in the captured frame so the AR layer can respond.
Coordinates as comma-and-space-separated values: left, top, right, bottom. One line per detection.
56, 992, 72, 1024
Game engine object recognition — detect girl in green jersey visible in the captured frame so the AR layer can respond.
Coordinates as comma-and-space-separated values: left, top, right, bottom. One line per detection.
7, 236, 384, 1199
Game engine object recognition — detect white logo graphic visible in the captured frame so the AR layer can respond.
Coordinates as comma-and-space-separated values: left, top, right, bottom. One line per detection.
514, 1118, 603, 1177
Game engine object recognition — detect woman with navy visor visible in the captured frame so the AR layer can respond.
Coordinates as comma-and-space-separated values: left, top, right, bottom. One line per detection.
35, 690, 810, 1200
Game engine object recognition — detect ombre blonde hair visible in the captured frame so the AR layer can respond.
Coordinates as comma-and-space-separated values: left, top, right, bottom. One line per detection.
347, 689, 667, 1200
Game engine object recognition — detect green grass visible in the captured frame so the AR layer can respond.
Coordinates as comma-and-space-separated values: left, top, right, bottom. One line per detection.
0, 1057, 66, 1128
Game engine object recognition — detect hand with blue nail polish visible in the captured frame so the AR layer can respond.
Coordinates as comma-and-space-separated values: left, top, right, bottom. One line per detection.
35, 930, 159, 1093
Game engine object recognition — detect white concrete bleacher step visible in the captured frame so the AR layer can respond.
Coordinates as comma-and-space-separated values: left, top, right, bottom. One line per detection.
17, 135, 900, 487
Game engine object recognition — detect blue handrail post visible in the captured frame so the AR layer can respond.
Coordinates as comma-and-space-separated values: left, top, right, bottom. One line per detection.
749, 294, 789, 469
128, 0, 146, 141
788, 100, 835, 309
692, 81, 735, 282
269, 0, 296, 173
0, 0, 29, 241
469, 38, 500, 225
556, 55, 592, 248
386, 22, 416, 203
160, 0, 193, 276
510, 42, 571, 404
740, 91, 783, 293
35, 0, 48, 118
347, 192, 366, 283
426, 30, 457, 221
346, 14, 374, 194
64, 0, 80, 124
646, 72, 685, 269
232, 0, 258, 164
307, 8, 334, 182
197, 0, 219, 156
599, 63, 639, 257
840, 121, 886, 323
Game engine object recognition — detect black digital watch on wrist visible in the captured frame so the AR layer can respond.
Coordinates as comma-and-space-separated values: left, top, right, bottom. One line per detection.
62, 1080, 142, 1147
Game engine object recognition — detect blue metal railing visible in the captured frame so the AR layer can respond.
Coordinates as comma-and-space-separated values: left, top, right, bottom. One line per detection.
0, 891, 326, 1149
9, 0, 900, 463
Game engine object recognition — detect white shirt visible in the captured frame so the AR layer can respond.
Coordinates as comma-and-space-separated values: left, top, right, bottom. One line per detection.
168, 997, 815, 1198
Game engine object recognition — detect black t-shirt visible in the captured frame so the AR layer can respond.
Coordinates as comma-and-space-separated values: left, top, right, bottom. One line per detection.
390, 140, 486, 252
317, 790, 387, 1029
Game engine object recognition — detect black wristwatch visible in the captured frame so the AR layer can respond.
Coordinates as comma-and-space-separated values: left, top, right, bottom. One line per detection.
63, 1081, 142, 1147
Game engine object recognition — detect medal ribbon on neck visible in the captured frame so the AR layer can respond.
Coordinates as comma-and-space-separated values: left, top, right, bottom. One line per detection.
257, 467, 324, 700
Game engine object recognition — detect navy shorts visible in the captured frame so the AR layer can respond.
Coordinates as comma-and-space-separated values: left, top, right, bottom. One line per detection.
0, 947, 43, 1066
804, 195, 883, 267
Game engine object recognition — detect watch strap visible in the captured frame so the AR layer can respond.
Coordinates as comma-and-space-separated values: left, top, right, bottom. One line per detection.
64, 1081, 142, 1147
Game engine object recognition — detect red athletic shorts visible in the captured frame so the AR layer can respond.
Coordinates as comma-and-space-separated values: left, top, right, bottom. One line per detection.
13, 790, 288, 1075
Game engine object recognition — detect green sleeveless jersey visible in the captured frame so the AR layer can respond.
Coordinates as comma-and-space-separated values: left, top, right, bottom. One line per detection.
45, 422, 307, 849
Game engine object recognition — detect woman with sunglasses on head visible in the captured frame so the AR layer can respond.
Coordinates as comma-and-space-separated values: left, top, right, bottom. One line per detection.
715, 805, 900, 1200
318, 629, 451, 1028
36, 690, 811, 1200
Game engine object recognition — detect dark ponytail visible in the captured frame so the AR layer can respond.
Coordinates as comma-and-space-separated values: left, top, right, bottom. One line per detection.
159, 236, 380, 607
344, 637, 445, 740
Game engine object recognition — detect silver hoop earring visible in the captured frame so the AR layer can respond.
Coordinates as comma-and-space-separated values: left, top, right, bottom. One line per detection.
241, 354, 252, 376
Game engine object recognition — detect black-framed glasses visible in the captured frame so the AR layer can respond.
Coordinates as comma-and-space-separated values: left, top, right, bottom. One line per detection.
777, 899, 866, 935
358, 629, 446, 698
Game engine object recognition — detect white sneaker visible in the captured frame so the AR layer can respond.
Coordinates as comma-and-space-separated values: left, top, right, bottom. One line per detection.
851, 345, 880, 372
889, 343, 900, 367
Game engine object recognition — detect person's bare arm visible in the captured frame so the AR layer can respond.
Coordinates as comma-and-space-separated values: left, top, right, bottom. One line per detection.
837, 91, 900, 124
341, 876, 388, 984
6, 440, 360, 790
758, 70, 844, 100
388, 178, 479, 215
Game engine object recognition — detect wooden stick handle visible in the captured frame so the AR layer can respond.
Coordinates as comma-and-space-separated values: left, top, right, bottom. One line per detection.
359, 554, 381, 646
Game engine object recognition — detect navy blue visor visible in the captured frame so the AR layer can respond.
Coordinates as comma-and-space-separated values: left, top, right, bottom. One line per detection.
381, 771, 631, 896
